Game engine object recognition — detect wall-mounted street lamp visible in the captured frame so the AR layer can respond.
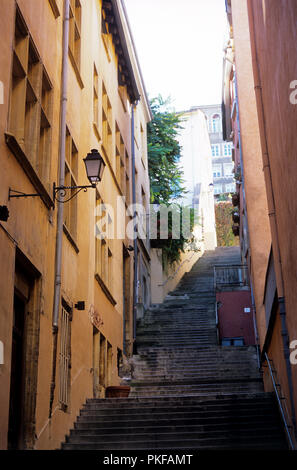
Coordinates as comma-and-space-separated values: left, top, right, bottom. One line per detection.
9, 149, 105, 205
53, 149, 106, 204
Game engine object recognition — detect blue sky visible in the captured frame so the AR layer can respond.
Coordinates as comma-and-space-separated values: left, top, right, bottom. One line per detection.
124, 0, 228, 112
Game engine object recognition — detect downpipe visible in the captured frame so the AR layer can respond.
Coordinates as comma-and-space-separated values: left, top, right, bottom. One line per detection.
49, 0, 70, 419
131, 102, 138, 353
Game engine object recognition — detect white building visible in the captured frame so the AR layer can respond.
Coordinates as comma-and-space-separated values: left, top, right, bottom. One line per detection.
196, 104, 235, 198
177, 107, 217, 250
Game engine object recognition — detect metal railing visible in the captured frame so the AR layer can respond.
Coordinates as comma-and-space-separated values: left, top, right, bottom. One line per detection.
214, 264, 249, 290
264, 352, 296, 450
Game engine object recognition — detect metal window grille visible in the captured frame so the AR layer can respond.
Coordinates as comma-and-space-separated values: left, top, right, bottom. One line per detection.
59, 303, 72, 409
214, 265, 249, 290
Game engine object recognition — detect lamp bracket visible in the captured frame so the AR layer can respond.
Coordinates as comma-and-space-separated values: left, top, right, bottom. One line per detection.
53, 182, 96, 205
9, 188, 43, 200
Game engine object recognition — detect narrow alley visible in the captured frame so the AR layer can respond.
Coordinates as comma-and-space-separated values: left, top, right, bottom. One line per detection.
62, 247, 288, 450
1, 0, 297, 457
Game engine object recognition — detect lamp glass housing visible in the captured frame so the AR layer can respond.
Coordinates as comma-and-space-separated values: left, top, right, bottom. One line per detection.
84, 149, 106, 185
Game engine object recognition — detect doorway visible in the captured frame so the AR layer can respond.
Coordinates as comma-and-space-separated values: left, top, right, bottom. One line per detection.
8, 252, 41, 449
8, 292, 26, 449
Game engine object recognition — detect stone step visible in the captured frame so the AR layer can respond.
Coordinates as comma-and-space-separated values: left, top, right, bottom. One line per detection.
62, 434, 287, 450
83, 401, 275, 414
73, 417, 281, 434
85, 393, 274, 406
61, 248, 287, 451
129, 385, 264, 393
66, 426, 283, 445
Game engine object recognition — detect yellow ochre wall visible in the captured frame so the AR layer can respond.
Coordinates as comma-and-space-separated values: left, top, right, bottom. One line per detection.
0, 0, 150, 450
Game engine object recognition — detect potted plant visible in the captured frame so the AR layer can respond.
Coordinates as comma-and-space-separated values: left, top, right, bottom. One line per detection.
232, 211, 240, 224
232, 193, 240, 207
232, 224, 240, 236
105, 385, 130, 398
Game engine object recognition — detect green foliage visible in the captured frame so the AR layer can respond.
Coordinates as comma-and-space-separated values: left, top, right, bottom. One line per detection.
147, 96, 193, 266
215, 202, 239, 247
147, 95, 186, 204
151, 206, 196, 267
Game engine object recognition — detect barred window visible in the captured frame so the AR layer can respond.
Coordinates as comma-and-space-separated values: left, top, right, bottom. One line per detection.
59, 301, 72, 411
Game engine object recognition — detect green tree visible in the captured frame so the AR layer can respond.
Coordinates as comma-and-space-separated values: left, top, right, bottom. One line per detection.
147, 96, 197, 266
147, 95, 185, 204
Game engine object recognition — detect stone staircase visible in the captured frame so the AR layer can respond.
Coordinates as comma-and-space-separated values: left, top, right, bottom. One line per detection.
62, 247, 288, 450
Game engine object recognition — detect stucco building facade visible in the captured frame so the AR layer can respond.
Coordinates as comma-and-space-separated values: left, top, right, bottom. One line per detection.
197, 104, 235, 200
223, 0, 297, 439
0, 0, 151, 450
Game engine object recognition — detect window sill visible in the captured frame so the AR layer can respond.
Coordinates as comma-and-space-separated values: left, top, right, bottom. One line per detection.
93, 122, 101, 142
5, 132, 54, 209
68, 48, 84, 89
95, 273, 117, 306
48, 0, 60, 18
63, 223, 79, 253
101, 34, 111, 63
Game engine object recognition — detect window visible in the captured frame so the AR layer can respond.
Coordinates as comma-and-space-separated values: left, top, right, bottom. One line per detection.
69, 0, 81, 71
95, 193, 106, 279
214, 184, 223, 195
115, 123, 121, 181
48, 0, 60, 18
93, 64, 99, 127
125, 150, 131, 206
9, 7, 53, 186
224, 143, 233, 156
64, 129, 78, 238
213, 165, 222, 178
59, 300, 72, 411
224, 163, 234, 177
211, 144, 220, 157
95, 193, 114, 297
108, 249, 113, 291
115, 124, 127, 196
102, 82, 113, 160
99, 334, 106, 386
211, 114, 221, 133
222, 337, 244, 346
225, 183, 236, 193
140, 122, 147, 168
101, 9, 111, 62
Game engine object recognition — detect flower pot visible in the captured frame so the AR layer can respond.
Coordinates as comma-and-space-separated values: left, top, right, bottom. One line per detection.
105, 386, 130, 398
232, 212, 240, 223
232, 224, 240, 236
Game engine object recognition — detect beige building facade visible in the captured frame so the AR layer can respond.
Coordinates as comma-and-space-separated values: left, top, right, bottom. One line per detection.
0, 0, 150, 450
223, 0, 297, 440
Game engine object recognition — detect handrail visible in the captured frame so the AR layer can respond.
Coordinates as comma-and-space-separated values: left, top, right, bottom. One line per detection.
215, 301, 220, 345
264, 352, 295, 450
158, 251, 196, 287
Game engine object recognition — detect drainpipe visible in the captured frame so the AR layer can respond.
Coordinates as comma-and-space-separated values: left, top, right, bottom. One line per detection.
247, 0, 296, 432
49, 0, 70, 418
250, 283, 261, 369
131, 102, 138, 352
234, 75, 250, 261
